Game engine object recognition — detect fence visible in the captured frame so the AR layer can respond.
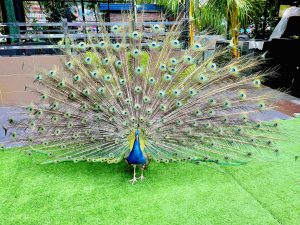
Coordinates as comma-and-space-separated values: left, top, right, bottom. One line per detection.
0, 19, 183, 54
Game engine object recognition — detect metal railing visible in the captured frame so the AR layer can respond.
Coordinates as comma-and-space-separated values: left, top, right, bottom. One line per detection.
0, 19, 182, 53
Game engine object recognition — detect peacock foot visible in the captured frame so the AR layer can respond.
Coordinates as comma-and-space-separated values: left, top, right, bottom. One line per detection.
138, 175, 145, 181
129, 177, 137, 185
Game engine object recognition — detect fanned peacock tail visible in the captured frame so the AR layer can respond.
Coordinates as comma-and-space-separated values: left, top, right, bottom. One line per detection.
1, 15, 283, 165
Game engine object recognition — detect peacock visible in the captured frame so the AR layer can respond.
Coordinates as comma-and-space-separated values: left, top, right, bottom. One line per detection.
1, 15, 283, 184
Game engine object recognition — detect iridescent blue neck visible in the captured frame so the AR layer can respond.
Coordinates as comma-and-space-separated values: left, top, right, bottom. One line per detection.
127, 130, 146, 165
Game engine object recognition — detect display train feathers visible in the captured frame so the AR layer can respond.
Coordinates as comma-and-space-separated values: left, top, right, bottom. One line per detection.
1, 16, 282, 183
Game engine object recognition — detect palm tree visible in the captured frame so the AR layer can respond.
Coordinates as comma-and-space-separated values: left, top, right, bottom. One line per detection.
140, 0, 265, 57
198, 0, 266, 57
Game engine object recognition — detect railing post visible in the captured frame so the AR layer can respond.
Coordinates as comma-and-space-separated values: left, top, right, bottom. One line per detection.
62, 18, 71, 53
183, 0, 190, 49
3, 0, 20, 43
131, 0, 137, 30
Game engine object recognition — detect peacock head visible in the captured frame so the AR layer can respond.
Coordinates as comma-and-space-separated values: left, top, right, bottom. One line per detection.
135, 130, 140, 137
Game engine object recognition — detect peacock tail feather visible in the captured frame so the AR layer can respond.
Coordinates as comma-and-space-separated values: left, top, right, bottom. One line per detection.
1, 15, 284, 165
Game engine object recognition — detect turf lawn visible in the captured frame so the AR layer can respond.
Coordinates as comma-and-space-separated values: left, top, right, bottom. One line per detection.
0, 118, 299, 225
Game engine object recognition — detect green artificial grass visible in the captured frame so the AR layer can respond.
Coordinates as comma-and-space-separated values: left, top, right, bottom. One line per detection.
1, 118, 300, 225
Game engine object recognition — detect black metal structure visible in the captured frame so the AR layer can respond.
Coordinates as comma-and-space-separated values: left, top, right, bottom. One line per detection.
263, 15, 300, 97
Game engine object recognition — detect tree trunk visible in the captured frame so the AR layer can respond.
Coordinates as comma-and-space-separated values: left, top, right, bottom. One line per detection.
229, 2, 240, 58
189, 0, 195, 46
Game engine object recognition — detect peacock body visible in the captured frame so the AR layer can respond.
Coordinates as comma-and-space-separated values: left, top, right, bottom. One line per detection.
1, 16, 282, 183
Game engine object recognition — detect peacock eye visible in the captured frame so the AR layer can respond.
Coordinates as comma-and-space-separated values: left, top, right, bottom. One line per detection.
238, 91, 246, 99
48, 70, 56, 77
112, 25, 120, 33
172, 89, 181, 97
223, 117, 229, 123
104, 74, 112, 81
120, 79, 126, 85
132, 49, 140, 56
97, 87, 105, 94
176, 101, 183, 107
194, 43, 200, 49
152, 24, 160, 32
148, 77, 155, 84
158, 90, 166, 97
146, 108, 152, 114
164, 74, 172, 81
170, 57, 177, 65
78, 42, 86, 48
253, 79, 261, 87
132, 31, 141, 39
160, 104, 167, 111
188, 87, 196, 96
73, 75, 81, 81
159, 64, 167, 71
35, 74, 43, 81
209, 110, 215, 115
135, 67, 143, 75
65, 61, 73, 69
172, 40, 179, 45
134, 86, 142, 93
116, 91, 123, 98
102, 58, 110, 65
109, 106, 116, 113
134, 104, 141, 110
208, 63, 217, 70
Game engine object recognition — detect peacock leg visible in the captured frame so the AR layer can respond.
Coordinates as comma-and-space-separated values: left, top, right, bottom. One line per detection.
129, 165, 137, 184
138, 166, 145, 180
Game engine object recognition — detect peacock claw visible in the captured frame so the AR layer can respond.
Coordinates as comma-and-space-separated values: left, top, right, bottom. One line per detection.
138, 175, 145, 181
129, 177, 137, 184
